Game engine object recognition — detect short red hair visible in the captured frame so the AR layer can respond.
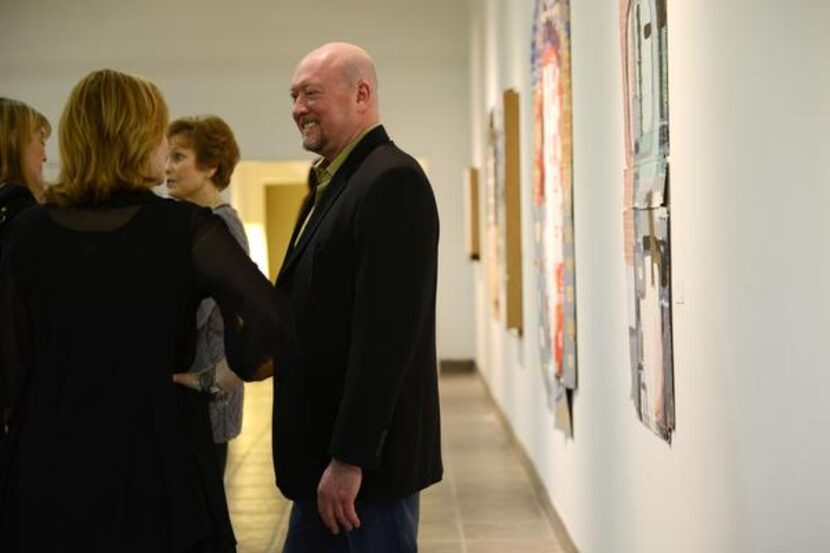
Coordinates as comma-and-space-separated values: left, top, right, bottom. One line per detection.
167, 115, 240, 190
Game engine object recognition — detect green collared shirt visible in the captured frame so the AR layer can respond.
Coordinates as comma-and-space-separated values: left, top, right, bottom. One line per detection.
295, 124, 380, 245
311, 123, 380, 189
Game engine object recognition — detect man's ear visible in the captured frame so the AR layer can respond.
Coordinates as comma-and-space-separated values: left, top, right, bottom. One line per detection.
205, 166, 218, 180
356, 80, 372, 112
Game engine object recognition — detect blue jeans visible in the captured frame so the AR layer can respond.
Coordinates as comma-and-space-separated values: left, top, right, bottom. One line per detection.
282, 493, 420, 553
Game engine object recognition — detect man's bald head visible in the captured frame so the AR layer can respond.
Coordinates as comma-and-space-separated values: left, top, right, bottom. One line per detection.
308, 42, 378, 94
290, 43, 380, 161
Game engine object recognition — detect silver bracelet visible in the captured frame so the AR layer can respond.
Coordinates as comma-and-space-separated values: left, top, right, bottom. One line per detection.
198, 369, 228, 401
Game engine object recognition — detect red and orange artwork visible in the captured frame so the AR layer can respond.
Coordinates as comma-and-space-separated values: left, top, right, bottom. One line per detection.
531, 0, 577, 436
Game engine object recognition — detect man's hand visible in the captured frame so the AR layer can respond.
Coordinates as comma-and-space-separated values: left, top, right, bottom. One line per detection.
316, 458, 362, 535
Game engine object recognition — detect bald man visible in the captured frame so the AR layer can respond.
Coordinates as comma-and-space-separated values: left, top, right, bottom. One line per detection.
274, 43, 442, 551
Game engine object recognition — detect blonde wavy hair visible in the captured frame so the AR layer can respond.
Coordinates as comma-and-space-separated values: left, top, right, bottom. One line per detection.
47, 69, 169, 207
0, 97, 51, 188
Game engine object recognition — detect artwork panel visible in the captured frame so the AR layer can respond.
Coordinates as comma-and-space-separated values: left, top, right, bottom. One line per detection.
623, 0, 670, 165
631, 207, 674, 441
623, 207, 640, 404
554, 387, 573, 437
632, 157, 668, 209
494, 106, 506, 323
652, 208, 675, 434
485, 110, 502, 319
622, 0, 674, 443
531, 0, 578, 434
503, 90, 524, 334
621, 0, 670, 210
464, 167, 481, 261
623, 166, 635, 211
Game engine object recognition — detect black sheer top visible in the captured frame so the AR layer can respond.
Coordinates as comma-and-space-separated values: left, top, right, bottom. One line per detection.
0, 189, 291, 552
0, 182, 37, 264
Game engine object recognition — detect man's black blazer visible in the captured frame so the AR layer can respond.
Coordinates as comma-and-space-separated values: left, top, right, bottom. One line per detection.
273, 126, 443, 501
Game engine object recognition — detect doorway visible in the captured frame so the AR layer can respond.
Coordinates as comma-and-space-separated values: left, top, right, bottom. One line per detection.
264, 182, 308, 278
229, 160, 310, 280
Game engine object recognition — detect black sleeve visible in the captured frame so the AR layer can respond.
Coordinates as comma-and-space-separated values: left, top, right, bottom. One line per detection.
191, 212, 295, 381
328, 164, 439, 469
0, 235, 33, 433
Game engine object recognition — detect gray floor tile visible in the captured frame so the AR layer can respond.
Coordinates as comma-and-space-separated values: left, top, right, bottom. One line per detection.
465, 539, 563, 552
463, 519, 554, 541
420, 515, 464, 542
457, 492, 545, 523
418, 541, 465, 553
226, 375, 574, 553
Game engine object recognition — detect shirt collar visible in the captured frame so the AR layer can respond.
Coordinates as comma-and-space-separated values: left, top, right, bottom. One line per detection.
311, 123, 381, 188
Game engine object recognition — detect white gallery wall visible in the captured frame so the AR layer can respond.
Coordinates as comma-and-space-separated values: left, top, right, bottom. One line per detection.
0, 0, 474, 360
471, 0, 830, 552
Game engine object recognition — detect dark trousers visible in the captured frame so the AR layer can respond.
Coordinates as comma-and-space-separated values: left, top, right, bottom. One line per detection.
282, 493, 420, 553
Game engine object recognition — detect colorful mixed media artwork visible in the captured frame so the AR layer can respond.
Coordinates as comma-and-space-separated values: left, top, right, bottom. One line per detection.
484, 94, 524, 335
620, 0, 675, 442
485, 107, 504, 320
531, 0, 577, 436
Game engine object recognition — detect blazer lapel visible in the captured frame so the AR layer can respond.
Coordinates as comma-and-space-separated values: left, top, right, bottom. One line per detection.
283, 169, 317, 260
277, 126, 391, 283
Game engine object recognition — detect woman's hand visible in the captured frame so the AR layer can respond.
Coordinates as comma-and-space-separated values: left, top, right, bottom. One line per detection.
171, 357, 243, 399
214, 357, 243, 393
171, 370, 202, 392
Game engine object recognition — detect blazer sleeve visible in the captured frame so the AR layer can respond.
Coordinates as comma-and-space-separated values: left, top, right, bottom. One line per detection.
328, 163, 439, 469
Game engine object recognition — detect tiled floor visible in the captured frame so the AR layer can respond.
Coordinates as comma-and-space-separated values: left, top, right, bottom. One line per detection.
225, 372, 573, 552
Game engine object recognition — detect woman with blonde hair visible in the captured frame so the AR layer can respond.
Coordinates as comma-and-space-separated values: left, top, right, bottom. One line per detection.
0, 98, 50, 253
0, 69, 291, 552
165, 115, 248, 476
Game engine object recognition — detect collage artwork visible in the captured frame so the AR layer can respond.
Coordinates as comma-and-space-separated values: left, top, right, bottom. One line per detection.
476, 0, 674, 442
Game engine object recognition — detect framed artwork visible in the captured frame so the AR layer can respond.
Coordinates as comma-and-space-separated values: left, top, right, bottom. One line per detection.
484, 92, 524, 334
485, 107, 503, 319
503, 90, 523, 335
464, 167, 481, 261
620, 0, 675, 442
531, 0, 578, 435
